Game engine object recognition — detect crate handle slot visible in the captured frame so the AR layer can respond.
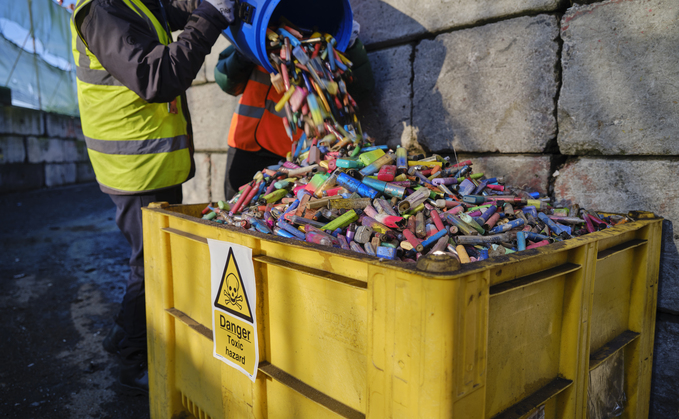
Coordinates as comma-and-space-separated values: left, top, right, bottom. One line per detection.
253, 255, 368, 289
589, 330, 640, 371
489, 262, 581, 297
161, 227, 367, 289
162, 227, 209, 244
597, 238, 647, 261
166, 307, 213, 341
258, 361, 365, 419
491, 377, 573, 419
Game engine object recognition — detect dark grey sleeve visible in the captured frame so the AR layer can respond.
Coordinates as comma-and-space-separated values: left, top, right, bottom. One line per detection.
80, 1, 228, 103
163, 0, 201, 31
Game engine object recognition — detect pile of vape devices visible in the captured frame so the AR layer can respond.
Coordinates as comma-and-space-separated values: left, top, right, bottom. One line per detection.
201, 19, 630, 264
202, 145, 629, 263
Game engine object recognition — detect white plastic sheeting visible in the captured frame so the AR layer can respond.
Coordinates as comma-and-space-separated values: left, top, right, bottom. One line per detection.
0, 0, 78, 115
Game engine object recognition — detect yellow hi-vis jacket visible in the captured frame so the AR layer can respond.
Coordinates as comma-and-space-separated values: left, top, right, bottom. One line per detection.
71, 0, 192, 194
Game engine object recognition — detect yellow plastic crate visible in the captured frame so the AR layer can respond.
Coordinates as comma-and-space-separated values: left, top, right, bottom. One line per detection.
142, 203, 662, 419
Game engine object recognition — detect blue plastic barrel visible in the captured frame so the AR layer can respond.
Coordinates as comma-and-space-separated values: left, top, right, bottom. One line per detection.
223, 0, 353, 74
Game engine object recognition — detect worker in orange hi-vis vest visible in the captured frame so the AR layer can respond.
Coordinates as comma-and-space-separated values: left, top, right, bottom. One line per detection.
214, 20, 374, 199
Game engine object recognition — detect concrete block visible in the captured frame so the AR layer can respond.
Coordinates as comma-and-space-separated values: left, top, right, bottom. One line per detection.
45, 113, 84, 140
353, 0, 562, 47
0, 164, 44, 193
0, 106, 44, 136
0, 136, 26, 164
650, 313, 679, 418
62, 140, 78, 163
76, 162, 96, 183
413, 15, 560, 154
211, 152, 228, 203
559, 0, 679, 155
27, 137, 58, 163
186, 83, 238, 151
27, 137, 78, 163
75, 141, 89, 162
458, 154, 552, 195
182, 153, 211, 204
206, 35, 232, 83
360, 45, 413, 149
45, 163, 77, 187
553, 157, 679, 313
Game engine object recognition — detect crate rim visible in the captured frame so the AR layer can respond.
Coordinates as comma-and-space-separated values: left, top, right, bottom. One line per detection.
142, 204, 663, 280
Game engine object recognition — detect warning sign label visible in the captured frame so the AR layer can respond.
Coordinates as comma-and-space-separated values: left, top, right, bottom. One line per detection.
214, 248, 253, 323
208, 240, 258, 382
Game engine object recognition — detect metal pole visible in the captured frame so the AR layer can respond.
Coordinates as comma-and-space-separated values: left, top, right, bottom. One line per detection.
3, 31, 32, 87
46, 72, 64, 110
27, 0, 42, 110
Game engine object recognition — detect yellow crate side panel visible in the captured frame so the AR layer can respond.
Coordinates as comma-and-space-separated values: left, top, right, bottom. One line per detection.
421, 275, 451, 407
144, 210, 185, 419
175, 321, 224, 419
487, 221, 649, 288
544, 397, 558, 418
488, 251, 569, 288
267, 379, 346, 419
266, 264, 368, 412
369, 267, 438, 417
391, 271, 422, 418
589, 252, 635, 353
621, 223, 661, 419
452, 273, 489, 399
557, 243, 597, 419
623, 338, 646, 419
169, 234, 213, 327
486, 278, 565, 416
368, 267, 489, 418
220, 361, 267, 419
591, 228, 639, 255
257, 240, 370, 283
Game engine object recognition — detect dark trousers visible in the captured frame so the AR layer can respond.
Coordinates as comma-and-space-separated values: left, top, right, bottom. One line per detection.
108, 185, 183, 358
224, 147, 283, 200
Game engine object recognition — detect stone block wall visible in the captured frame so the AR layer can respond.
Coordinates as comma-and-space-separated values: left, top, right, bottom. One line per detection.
180, 0, 679, 415
0, 106, 93, 194
181, 35, 238, 204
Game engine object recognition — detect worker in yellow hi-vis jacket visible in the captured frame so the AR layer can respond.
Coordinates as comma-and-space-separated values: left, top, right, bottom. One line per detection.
71, 0, 238, 395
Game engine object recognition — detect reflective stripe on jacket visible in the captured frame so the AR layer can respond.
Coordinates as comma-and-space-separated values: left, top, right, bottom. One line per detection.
227, 66, 302, 158
71, 0, 191, 193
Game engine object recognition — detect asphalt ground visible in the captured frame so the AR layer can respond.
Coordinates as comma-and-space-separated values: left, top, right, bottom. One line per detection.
0, 183, 150, 418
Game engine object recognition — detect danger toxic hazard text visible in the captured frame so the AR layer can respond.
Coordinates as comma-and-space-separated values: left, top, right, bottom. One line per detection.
219, 314, 251, 342
227, 335, 243, 350
224, 346, 246, 365
219, 314, 250, 365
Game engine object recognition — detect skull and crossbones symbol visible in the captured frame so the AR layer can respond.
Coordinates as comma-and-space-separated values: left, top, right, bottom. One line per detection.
224, 273, 243, 309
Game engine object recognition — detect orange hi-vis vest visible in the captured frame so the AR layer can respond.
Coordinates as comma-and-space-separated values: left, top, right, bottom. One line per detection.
227, 66, 303, 157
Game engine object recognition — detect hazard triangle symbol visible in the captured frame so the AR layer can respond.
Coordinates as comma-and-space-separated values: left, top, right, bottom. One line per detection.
214, 248, 253, 323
